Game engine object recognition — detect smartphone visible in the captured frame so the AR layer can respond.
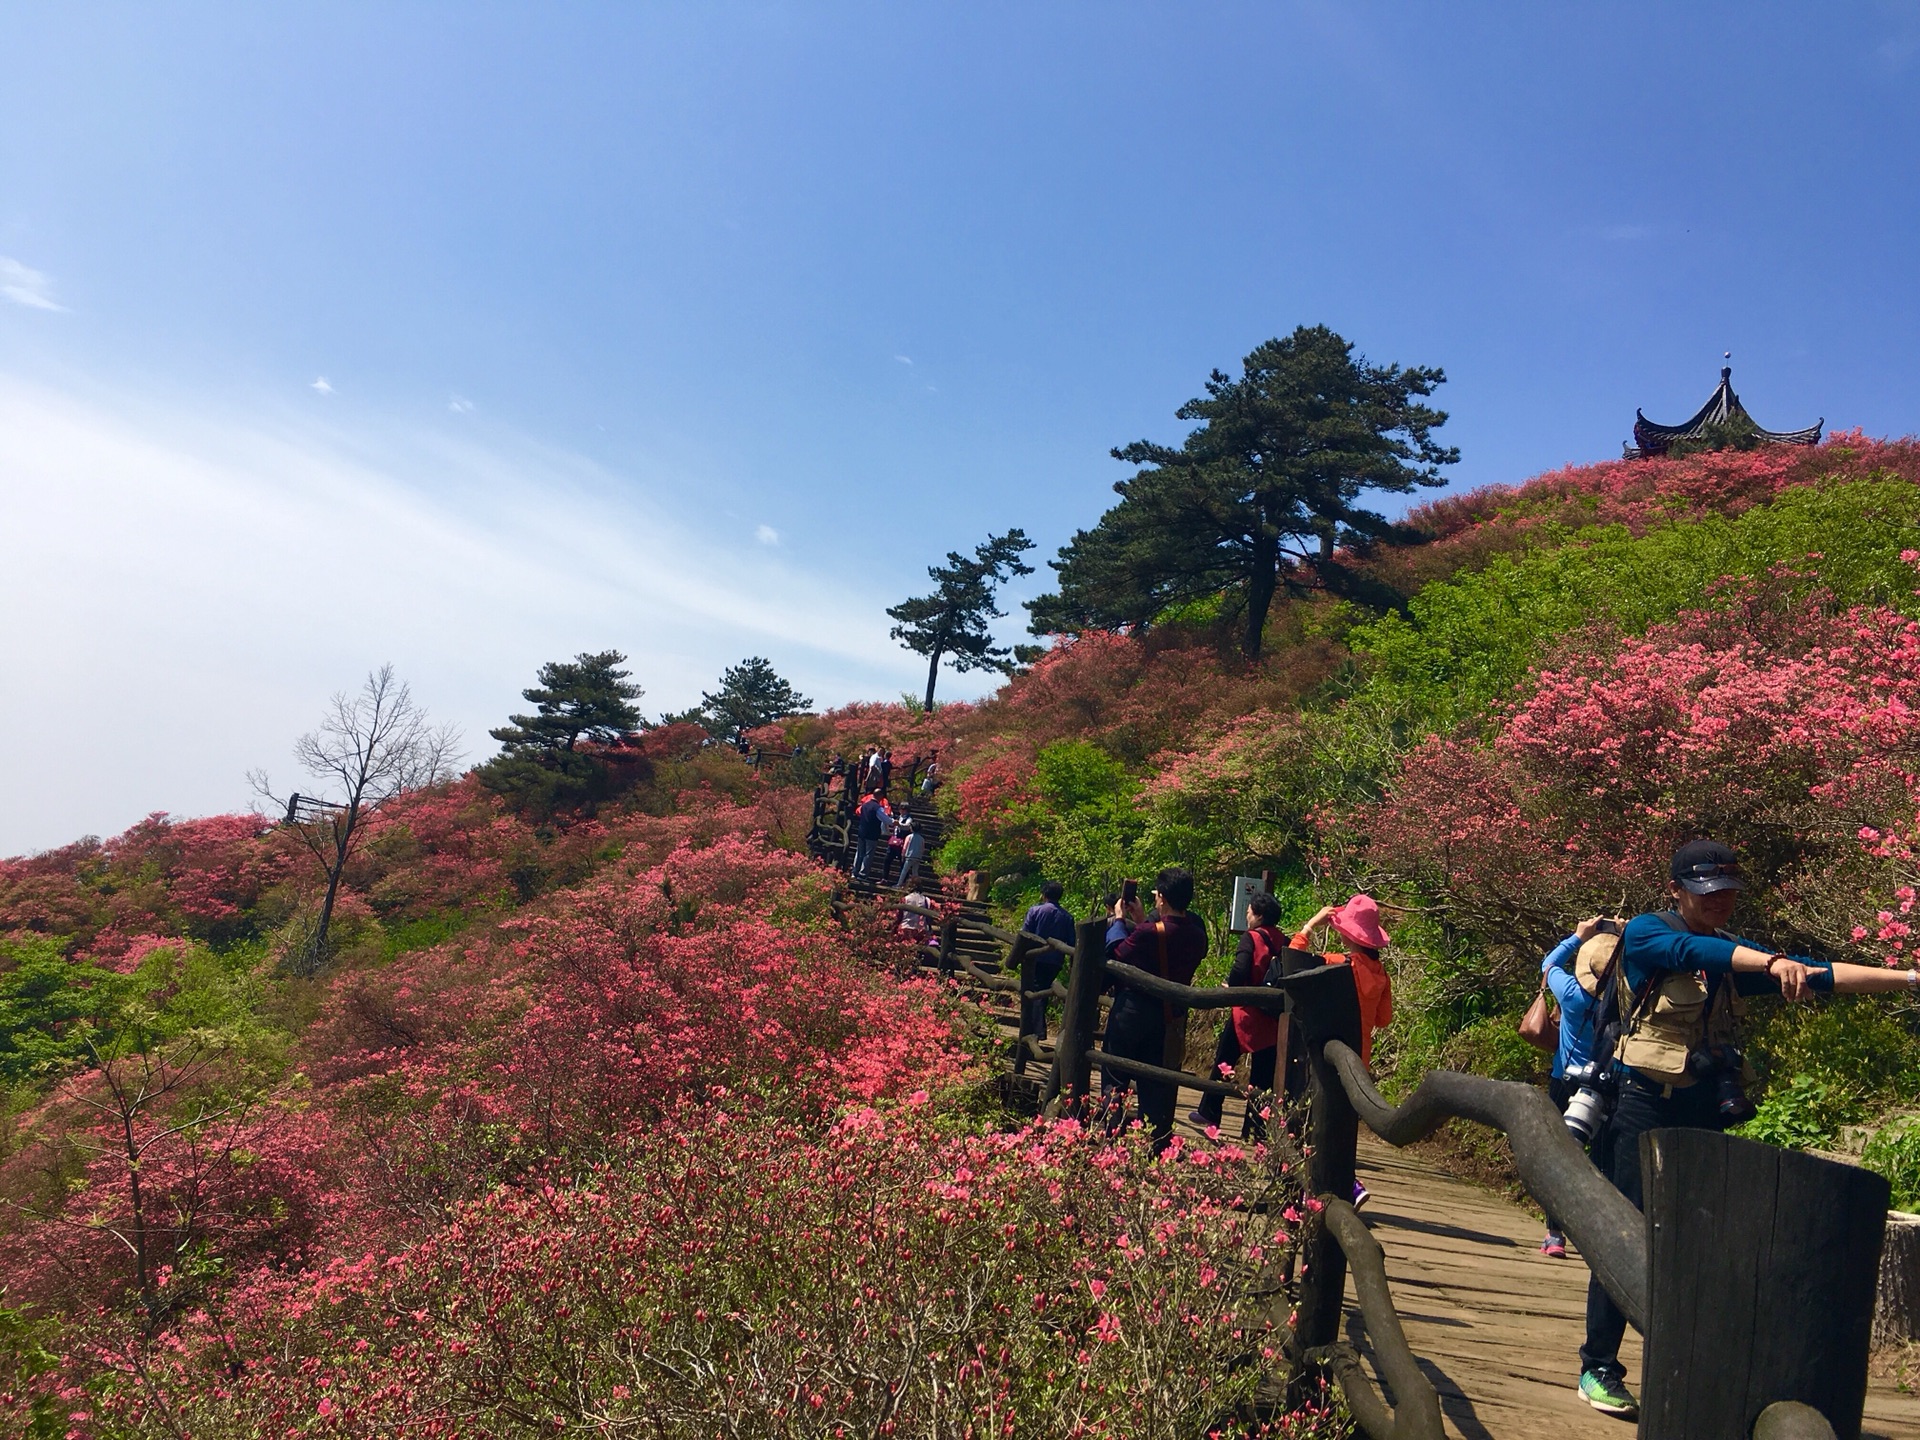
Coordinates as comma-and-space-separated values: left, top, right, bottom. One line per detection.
1121, 878, 1138, 906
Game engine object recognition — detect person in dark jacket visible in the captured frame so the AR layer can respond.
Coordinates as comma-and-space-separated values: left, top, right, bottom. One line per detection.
1190, 891, 1288, 1137
1101, 867, 1209, 1151
851, 793, 886, 880
1019, 881, 1077, 1040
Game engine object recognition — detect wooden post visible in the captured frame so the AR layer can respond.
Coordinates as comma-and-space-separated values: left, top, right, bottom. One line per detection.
1640, 1128, 1888, 1440
1045, 919, 1107, 1111
1282, 962, 1364, 1359
938, 917, 958, 979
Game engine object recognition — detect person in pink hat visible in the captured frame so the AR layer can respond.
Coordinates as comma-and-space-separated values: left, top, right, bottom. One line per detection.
1291, 894, 1395, 1209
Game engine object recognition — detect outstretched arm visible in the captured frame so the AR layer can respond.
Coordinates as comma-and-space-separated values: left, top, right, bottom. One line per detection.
1826, 961, 1920, 995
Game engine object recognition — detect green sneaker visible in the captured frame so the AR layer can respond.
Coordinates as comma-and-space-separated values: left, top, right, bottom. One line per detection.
1578, 1370, 1639, 1418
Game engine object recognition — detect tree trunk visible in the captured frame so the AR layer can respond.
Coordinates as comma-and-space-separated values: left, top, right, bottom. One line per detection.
1875, 1214, 1920, 1346
923, 647, 943, 712
310, 805, 359, 971
1242, 534, 1279, 659
119, 1105, 155, 1331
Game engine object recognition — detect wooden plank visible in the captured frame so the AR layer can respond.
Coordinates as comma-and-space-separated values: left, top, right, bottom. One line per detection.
1319, 1132, 1920, 1440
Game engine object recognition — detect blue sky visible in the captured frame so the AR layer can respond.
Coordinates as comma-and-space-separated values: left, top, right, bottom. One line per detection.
4, 3, 1919, 853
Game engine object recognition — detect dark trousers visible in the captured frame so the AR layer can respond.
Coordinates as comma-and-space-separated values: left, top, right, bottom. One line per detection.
1581, 1076, 1728, 1379
1101, 999, 1176, 1148
1195, 1021, 1277, 1132
1020, 954, 1063, 1045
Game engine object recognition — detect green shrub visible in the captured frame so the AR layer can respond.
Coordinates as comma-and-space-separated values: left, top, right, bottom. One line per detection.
380, 911, 468, 960
1345, 476, 1920, 739
1736, 1074, 1861, 1152
1863, 1119, 1920, 1211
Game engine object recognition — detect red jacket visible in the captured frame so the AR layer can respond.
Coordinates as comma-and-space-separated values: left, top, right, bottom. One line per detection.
1232, 926, 1286, 1051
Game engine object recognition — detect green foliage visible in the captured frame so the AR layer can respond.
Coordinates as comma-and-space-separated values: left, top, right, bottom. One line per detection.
888, 530, 1036, 709
1747, 998, 1920, 1109
1345, 477, 1920, 738
695, 656, 812, 743
1736, 1075, 1860, 1152
1033, 740, 1132, 815
489, 650, 644, 757
0, 935, 276, 1085
1025, 742, 1144, 917
1358, 909, 1529, 1097
1864, 1119, 1920, 1211
0, 937, 127, 1083
380, 912, 467, 961
1031, 325, 1456, 657
0, 1300, 67, 1440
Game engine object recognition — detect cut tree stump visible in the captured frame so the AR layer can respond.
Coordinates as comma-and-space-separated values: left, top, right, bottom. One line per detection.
1873, 1212, 1920, 1347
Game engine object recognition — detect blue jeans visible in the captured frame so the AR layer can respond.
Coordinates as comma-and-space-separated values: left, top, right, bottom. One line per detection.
852, 835, 877, 879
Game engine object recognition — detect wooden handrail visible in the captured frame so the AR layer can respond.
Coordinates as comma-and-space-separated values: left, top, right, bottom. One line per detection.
1093, 1050, 1245, 1101
1318, 1037, 1647, 1331
1303, 1197, 1445, 1440
1104, 960, 1294, 1012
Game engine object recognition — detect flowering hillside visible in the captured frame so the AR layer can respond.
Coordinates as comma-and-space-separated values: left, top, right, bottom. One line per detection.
0, 751, 1332, 1435
915, 436, 1920, 1166
12, 432, 1920, 1432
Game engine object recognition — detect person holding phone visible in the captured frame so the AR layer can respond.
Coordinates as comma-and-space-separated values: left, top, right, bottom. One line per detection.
1101, 867, 1209, 1151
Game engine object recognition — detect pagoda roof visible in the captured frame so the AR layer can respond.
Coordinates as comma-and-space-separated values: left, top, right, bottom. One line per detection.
1625, 366, 1822, 458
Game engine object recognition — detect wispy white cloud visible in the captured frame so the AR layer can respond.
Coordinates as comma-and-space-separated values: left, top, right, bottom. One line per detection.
310, 376, 334, 394
893, 354, 913, 366
755, 523, 780, 545
0, 256, 64, 311
0, 375, 924, 854
449, 394, 474, 414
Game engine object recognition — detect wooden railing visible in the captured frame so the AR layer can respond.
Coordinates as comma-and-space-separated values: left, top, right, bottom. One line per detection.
844, 894, 1891, 1440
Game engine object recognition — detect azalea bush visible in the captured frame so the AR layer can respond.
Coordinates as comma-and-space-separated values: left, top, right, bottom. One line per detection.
84, 1104, 1333, 1440
1356, 565, 1920, 1125
1365, 568, 1920, 954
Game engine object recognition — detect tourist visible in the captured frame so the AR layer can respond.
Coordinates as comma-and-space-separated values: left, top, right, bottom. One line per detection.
1573, 839, 1920, 1420
895, 815, 926, 888
851, 792, 886, 881
1101, 868, 1209, 1151
920, 752, 940, 796
1534, 915, 1612, 1258
1291, 895, 1394, 1207
1190, 890, 1288, 1139
883, 808, 911, 885
876, 747, 893, 794
898, 888, 933, 944
1019, 881, 1077, 1040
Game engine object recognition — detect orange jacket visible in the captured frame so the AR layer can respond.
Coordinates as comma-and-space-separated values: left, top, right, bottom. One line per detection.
1289, 933, 1393, 1064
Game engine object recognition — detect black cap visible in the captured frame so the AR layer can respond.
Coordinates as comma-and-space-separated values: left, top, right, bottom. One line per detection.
1671, 839, 1745, 895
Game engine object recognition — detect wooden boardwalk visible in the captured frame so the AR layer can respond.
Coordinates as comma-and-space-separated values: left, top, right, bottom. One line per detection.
1335, 1135, 1920, 1440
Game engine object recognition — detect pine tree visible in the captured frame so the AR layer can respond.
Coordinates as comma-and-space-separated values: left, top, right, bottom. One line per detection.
478, 651, 644, 814
489, 651, 643, 757
887, 530, 1035, 710
697, 657, 812, 742
1028, 326, 1456, 657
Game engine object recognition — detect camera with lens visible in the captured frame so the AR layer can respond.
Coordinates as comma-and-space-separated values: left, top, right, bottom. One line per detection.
1688, 1043, 1755, 1124
1561, 1060, 1614, 1145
